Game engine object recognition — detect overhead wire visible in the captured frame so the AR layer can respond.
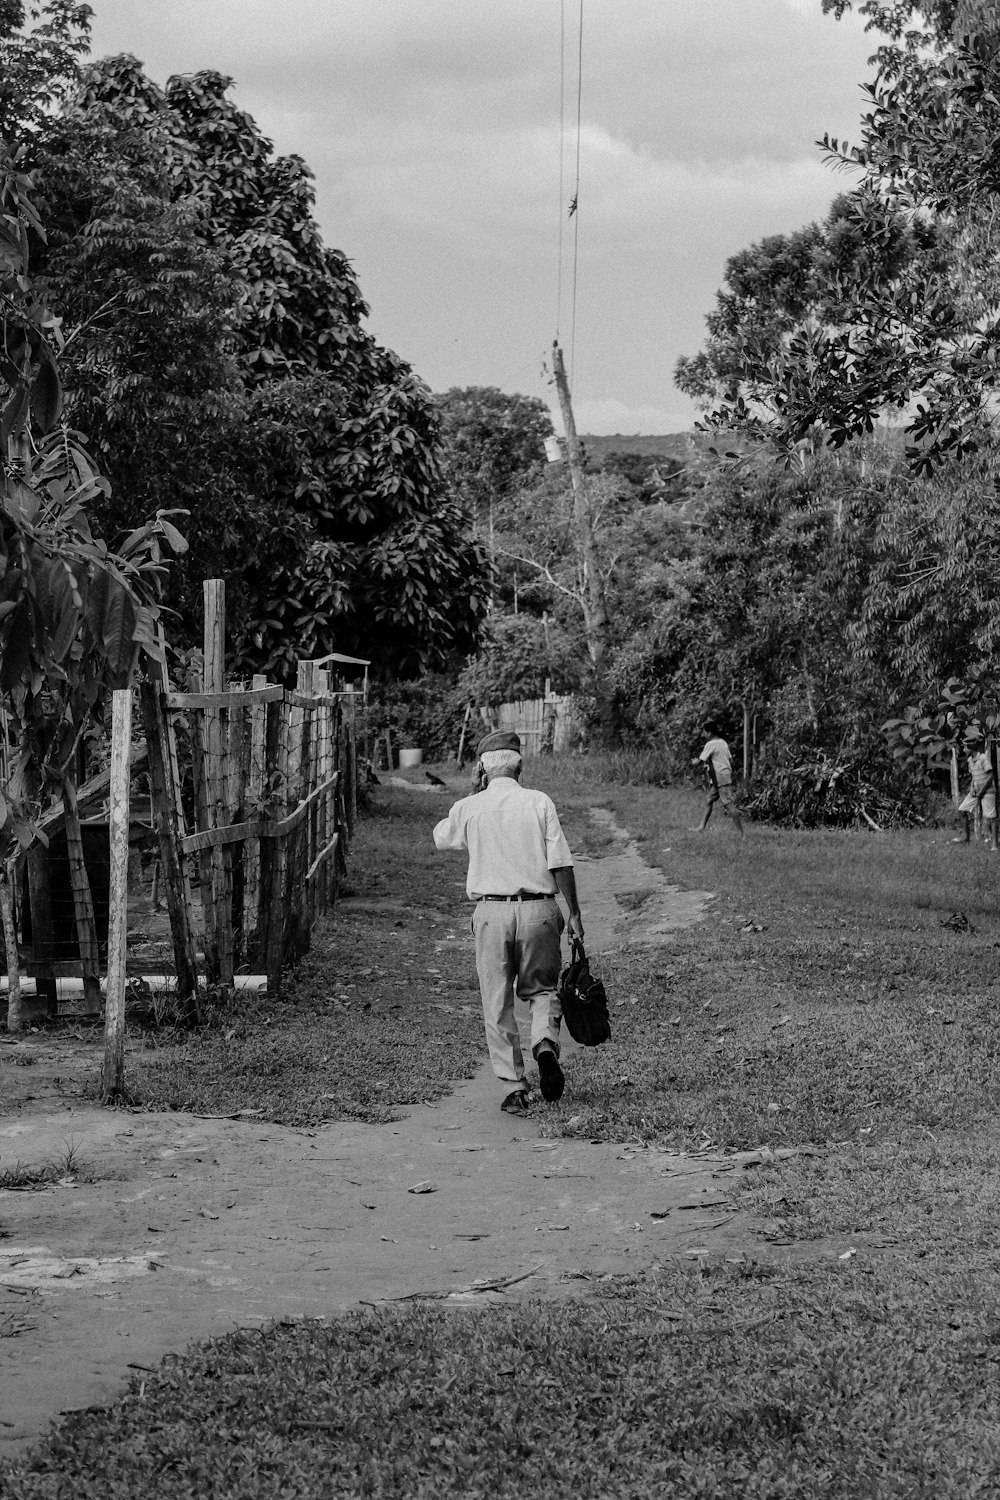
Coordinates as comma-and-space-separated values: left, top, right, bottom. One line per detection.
569, 0, 583, 390
555, 0, 565, 344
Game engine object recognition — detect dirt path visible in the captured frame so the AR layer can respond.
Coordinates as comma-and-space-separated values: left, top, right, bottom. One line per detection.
1, 811, 761, 1456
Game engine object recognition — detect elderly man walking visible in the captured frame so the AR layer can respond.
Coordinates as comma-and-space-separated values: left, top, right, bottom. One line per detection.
432, 730, 584, 1116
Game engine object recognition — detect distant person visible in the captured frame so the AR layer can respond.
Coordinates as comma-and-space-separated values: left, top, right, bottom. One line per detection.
953, 738, 998, 851
692, 721, 744, 838
432, 730, 584, 1116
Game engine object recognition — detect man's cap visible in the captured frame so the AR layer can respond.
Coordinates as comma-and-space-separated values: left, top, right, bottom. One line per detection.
477, 729, 521, 757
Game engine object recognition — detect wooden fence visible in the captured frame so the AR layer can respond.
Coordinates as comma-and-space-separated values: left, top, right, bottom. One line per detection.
484, 692, 579, 758
8, 580, 359, 1023
141, 582, 357, 1004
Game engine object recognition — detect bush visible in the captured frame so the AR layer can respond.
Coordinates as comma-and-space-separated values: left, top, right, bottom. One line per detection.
742, 745, 929, 829
367, 674, 469, 763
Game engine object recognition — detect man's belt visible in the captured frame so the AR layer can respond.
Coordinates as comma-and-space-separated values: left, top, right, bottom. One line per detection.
478, 892, 553, 902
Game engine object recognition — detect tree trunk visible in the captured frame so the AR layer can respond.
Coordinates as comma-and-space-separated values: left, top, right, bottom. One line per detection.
551, 341, 619, 745
62, 780, 103, 1015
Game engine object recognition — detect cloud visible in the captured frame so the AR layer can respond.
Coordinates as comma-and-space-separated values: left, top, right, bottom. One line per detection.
85, 0, 878, 432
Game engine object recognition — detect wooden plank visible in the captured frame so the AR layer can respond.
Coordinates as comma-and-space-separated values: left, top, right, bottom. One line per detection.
139, 679, 200, 1018
182, 818, 260, 855
286, 690, 343, 710
167, 686, 343, 711
167, 686, 285, 709
36, 748, 149, 839
102, 688, 132, 1102
305, 831, 339, 883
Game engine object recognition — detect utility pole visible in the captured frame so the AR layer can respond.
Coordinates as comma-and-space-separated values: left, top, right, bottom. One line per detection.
551, 340, 617, 742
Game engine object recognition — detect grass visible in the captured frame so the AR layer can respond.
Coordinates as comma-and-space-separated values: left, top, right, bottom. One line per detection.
123, 789, 485, 1125
0, 1140, 83, 1191
7, 761, 1000, 1493
3, 1263, 999, 1497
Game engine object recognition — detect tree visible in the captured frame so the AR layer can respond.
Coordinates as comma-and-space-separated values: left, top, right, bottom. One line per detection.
674, 194, 944, 412
435, 386, 553, 523
0, 149, 184, 1025
0, 0, 91, 143
686, 6, 1000, 472
23, 53, 489, 678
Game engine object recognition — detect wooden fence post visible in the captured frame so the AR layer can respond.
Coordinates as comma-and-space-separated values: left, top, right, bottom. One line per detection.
203, 580, 234, 990
1, 859, 22, 1032
295, 660, 316, 951
62, 779, 103, 1015
344, 690, 357, 835
102, 687, 132, 1102
264, 691, 291, 993
189, 667, 218, 982
25, 845, 57, 1018
139, 678, 201, 1022
315, 670, 331, 920
242, 673, 268, 966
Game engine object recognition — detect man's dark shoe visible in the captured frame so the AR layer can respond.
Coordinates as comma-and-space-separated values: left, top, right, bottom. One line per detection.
536, 1046, 565, 1102
500, 1089, 529, 1115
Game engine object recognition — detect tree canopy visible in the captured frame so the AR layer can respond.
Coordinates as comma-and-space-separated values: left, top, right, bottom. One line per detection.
8, 33, 488, 679
679, 4, 1000, 472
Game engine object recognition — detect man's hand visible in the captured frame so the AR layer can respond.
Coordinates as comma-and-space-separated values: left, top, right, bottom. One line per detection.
471, 760, 487, 793
553, 865, 583, 943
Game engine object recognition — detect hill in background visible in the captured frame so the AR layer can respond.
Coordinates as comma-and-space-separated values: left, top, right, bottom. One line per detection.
581, 432, 710, 461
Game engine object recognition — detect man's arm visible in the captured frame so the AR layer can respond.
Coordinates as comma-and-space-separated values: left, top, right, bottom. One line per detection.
432, 803, 467, 851
553, 865, 584, 942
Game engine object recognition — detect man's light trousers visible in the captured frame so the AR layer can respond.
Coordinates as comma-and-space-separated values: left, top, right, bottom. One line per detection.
472, 896, 563, 1096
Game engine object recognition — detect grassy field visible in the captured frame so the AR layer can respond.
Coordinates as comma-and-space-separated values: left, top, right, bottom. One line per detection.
6, 760, 1000, 1495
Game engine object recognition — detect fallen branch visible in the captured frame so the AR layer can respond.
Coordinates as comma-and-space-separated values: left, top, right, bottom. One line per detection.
380, 1265, 542, 1303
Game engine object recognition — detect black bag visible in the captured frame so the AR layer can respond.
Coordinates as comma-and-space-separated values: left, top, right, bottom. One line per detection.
558, 938, 611, 1047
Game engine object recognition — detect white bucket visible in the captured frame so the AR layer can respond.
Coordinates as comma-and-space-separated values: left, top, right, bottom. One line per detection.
398, 747, 423, 769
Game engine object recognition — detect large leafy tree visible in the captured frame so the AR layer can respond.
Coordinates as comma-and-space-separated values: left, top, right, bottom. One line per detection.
0, 0, 91, 142
674, 194, 946, 415
682, 2, 1000, 472
0, 148, 185, 1025
19, 48, 487, 678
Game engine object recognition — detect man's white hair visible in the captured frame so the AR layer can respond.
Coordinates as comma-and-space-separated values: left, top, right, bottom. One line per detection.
481, 749, 522, 778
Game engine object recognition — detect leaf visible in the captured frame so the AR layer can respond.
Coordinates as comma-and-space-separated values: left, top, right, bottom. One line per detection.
2, 477, 40, 525
0, 602, 32, 693
28, 354, 62, 435
0, 382, 30, 451
407, 1180, 437, 1194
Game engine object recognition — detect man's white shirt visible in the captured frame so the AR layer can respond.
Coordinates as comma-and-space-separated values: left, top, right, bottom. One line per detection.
433, 777, 573, 899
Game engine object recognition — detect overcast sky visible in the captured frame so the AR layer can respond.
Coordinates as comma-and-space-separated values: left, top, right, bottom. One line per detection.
86, 1, 875, 434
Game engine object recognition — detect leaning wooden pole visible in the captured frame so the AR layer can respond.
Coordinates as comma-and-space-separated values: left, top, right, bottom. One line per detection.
102, 687, 132, 1103
551, 339, 616, 742
139, 678, 201, 1023
62, 780, 103, 1015
203, 579, 234, 990
1, 858, 21, 1032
